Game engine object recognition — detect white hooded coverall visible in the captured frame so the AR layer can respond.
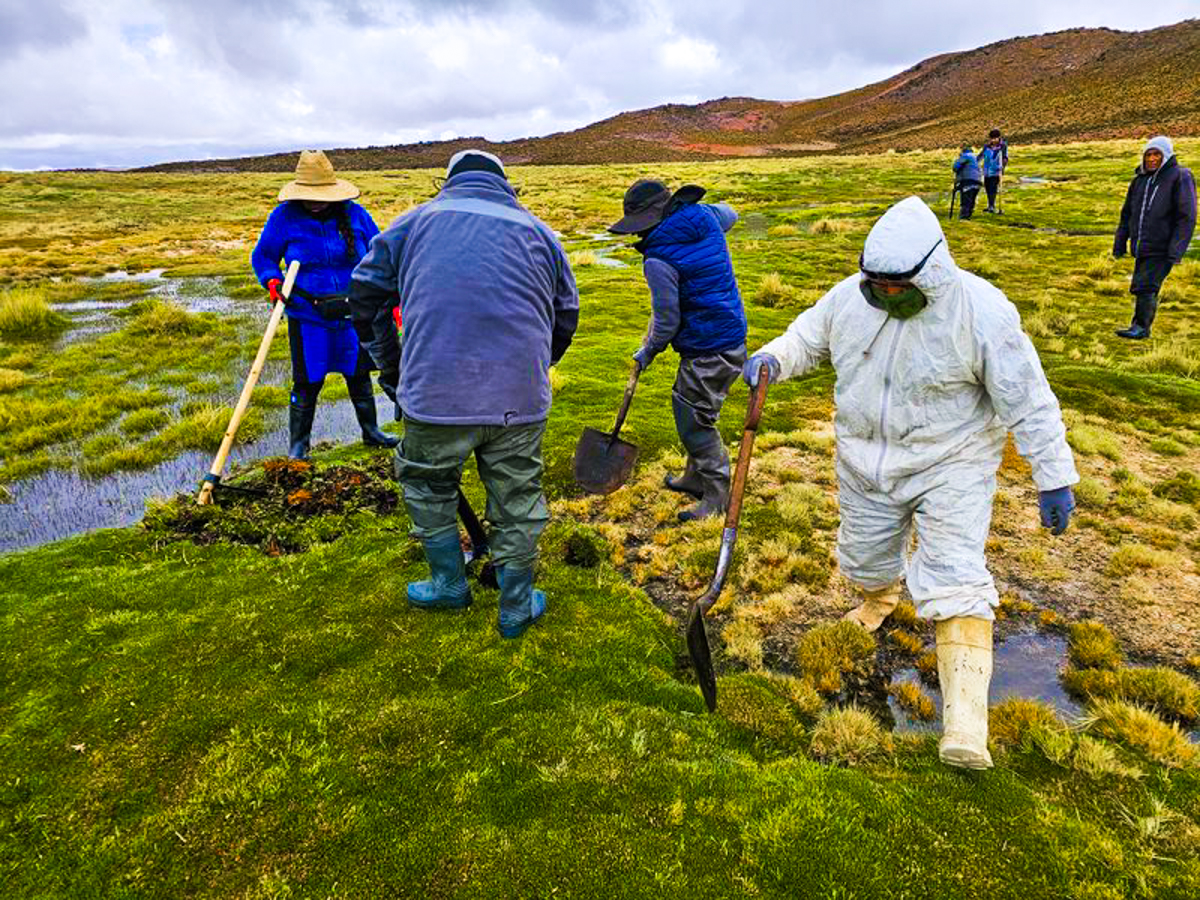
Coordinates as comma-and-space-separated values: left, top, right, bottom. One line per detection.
759, 197, 1078, 620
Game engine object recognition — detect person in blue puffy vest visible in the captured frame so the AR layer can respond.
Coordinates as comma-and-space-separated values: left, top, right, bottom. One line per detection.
609, 180, 748, 521
979, 129, 1009, 213
251, 150, 399, 459
952, 145, 983, 220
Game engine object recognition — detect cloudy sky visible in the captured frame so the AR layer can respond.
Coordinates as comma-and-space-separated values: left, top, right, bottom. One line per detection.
0, 0, 1195, 170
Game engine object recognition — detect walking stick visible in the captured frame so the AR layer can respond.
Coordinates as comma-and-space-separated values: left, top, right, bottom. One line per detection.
197, 260, 300, 505
685, 365, 770, 712
997, 170, 1004, 215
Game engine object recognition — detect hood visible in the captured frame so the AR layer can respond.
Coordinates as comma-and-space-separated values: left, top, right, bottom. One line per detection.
860, 196, 958, 302
1143, 135, 1175, 168
439, 169, 517, 199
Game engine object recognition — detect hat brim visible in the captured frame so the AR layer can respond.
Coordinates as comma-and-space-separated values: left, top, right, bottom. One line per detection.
278, 178, 360, 202
608, 208, 667, 235
669, 184, 706, 207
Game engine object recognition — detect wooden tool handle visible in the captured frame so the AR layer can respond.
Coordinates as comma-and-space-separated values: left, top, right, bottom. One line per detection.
724, 367, 770, 528
609, 360, 641, 440
197, 260, 300, 505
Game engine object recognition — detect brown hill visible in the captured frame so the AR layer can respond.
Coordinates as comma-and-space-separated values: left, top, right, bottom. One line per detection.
140, 19, 1200, 173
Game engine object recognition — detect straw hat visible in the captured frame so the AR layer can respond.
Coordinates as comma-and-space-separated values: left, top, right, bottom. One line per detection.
278, 150, 360, 202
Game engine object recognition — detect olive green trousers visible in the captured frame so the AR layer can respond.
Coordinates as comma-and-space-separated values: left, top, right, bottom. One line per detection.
394, 419, 549, 570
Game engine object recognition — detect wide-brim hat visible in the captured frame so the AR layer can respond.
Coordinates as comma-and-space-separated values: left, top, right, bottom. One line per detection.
608, 180, 706, 234
278, 149, 360, 202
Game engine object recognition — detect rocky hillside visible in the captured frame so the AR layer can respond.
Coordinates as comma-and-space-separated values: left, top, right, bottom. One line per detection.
140, 19, 1200, 172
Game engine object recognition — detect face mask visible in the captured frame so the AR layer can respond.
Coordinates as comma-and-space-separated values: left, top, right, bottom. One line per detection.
858, 237, 942, 320
861, 281, 927, 319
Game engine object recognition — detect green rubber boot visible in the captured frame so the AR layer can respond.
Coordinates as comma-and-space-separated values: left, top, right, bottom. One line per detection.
407, 532, 472, 610
497, 565, 546, 639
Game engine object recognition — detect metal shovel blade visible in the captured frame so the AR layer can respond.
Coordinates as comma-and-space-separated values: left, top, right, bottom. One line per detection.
573, 426, 639, 495
686, 603, 718, 712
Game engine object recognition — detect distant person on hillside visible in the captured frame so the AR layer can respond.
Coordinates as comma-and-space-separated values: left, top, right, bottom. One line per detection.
980, 129, 1008, 213
251, 150, 399, 460
1112, 136, 1197, 340
952, 145, 983, 220
608, 180, 747, 521
349, 149, 579, 639
741, 197, 1078, 769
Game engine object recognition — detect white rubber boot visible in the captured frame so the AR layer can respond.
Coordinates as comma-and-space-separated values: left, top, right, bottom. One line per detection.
935, 617, 994, 770
842, 583, 901, 632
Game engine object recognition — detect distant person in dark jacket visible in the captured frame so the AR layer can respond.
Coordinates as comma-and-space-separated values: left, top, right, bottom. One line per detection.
609, 180, 748, 521
980, 129, 1008, 213
350, 150, 579, 639
953, 146, 983, 220
251, 150, 399, 459
1113, 136, 1197, 339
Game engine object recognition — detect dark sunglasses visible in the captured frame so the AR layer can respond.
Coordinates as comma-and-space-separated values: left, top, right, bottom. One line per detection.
859, 238, 943, 283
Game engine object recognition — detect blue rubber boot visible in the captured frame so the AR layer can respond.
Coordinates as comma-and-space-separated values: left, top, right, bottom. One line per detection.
407, 532, 472, 609
497, 566, 546, 639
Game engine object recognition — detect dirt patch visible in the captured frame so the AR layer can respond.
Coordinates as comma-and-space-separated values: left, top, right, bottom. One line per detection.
143, 455, 401, 555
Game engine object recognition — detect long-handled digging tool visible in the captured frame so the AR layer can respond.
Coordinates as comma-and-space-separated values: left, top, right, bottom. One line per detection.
997, 171, 1005, 215
457, 488, 498, 588
685, 364, 770, 712
573, 361, 641, 494
197, 260, 300, 505
948, 182, 959, 221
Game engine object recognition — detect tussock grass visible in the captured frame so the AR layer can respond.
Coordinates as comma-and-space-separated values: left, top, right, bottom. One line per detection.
1067, 424, 1122, 460
1106, 542, 1174, 576
796, 621, 876, 694
1071, 734, 1143, 780
1124, 338, 1200, 379
568, 249, 599, 266
767, 223, 799, 238
809, 218, 854, 235
809, 706, 892, 766
1088, 699, 1197, 768
989, 698, 1065, 751
722, 618, 765, 669
125, 298, 206, 336
1067, 621, 1123, 670
754, 271, 799, 308
120, 408, 168, 436
888, 680, 936, 721
1064, 667, 1200, 723
0, 367, 27, 392
1072, 476, 1109, 508
0, 288, 66, 339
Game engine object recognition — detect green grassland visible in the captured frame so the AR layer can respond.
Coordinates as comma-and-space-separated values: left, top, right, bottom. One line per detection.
2, 140, 1200, 897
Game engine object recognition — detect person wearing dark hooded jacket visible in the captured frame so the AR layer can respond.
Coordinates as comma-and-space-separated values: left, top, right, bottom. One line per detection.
952, 146, 983, 220
1113, 136, 1197, 339
609, 180, 748, 521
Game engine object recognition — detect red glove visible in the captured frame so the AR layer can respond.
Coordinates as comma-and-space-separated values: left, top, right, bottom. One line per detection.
267, 278, 284, 306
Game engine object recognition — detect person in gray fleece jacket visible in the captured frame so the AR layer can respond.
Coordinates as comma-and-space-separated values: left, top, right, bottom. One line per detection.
349, 149, 579, 639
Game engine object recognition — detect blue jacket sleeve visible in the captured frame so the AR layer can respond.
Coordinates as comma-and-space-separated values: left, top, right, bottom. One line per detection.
706, 202, 738, 233
349, 224, 404, 348
250, 205, 288, 287
550, 242, 579, 364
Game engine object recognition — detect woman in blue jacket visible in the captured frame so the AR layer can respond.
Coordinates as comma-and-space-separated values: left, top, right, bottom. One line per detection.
251, 150, 399, 459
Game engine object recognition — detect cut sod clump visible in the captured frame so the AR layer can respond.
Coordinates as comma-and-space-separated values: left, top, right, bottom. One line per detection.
796, 621, 876, 695
809, 706, 892, 766
0, 288, 66, 339
1067, 621, 1123, 670
559, 524, 609, 568
1063, 667, 1200, 723
1087, 699, 1197, 769
809, 218, 854, 235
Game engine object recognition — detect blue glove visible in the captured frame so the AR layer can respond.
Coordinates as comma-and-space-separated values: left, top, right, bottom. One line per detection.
632, 345, 656, 372
1038, 486, 1075, 536
742, 353, 781, 387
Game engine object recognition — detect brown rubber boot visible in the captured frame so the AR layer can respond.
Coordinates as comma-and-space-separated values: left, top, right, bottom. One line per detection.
842, 583, 901, 632
935, 617, 994, 770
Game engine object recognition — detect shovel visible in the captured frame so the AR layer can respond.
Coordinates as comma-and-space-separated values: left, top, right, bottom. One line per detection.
685, 364, 770, 712
947, 182, 959, 221
573, 361, 641, 494
198, 260, 300, 505
457, 488, 498, 588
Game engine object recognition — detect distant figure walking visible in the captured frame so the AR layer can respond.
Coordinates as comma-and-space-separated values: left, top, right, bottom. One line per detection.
1113, 136, 1197, 340
251, 150, 399, 458
980, 129, 1008, 213
952, 145, 983, 220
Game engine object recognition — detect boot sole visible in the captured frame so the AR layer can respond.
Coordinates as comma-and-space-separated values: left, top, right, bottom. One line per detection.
499, 609, 544, 639
407, 591, 472, 610
939, 743, 993, 770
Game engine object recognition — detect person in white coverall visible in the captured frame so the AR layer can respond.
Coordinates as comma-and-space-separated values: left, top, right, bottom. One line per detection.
744, 196, 1078, 769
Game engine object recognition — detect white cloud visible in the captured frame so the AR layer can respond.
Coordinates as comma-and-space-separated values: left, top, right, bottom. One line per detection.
0, 0, 1195, 168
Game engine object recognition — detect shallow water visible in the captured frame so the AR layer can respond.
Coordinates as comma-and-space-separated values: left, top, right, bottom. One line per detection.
888, 628, 1083, 732
0, 397, 392, 553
